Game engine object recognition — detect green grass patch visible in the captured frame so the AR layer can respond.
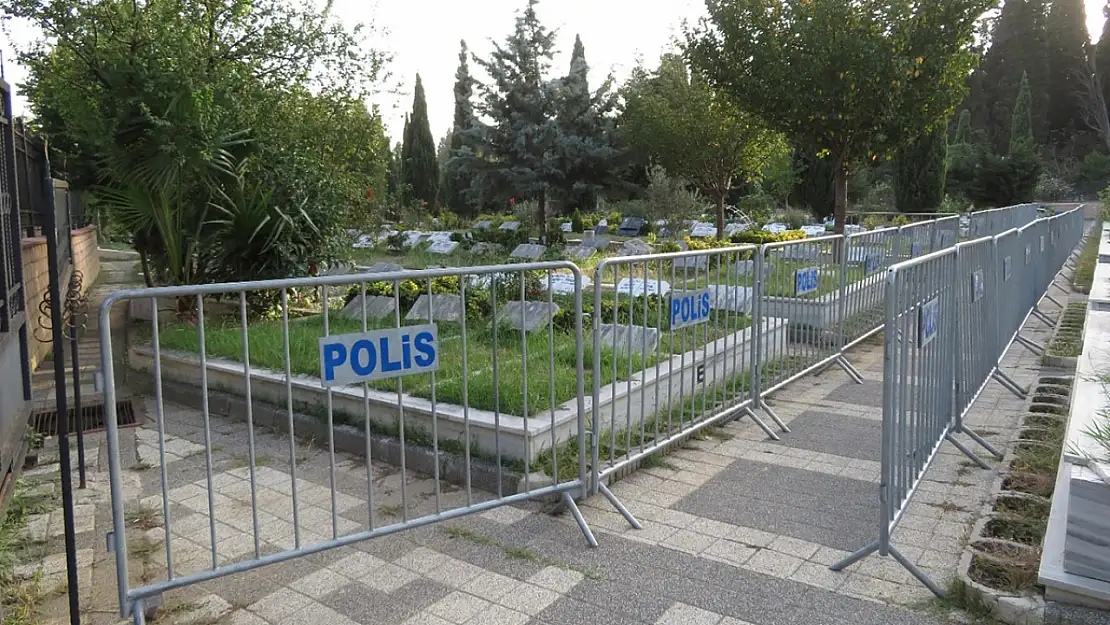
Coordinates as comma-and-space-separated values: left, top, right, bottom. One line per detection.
1045, 302, 1087, 358
1072, 220, 1103, 293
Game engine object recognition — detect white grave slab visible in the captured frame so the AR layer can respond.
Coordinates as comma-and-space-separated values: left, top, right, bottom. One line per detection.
427, 240, 459, 255
473, 220, 493, 230
620, 239, 652, 256
353, 234, 376, 248
615, 278, 671, 297
800, 225, 827, 237
724, 223, 751, 236
405, 294, 464, 322
690, 222, 717, 238
543, 273, 592, 295
499, 221, 521, 231
470, 242, 501, 256
597, 324, 661, 355
707, 285, 754, 315
340, 295, 396, 320
763, 222, 788, 234
402, 231, 424, 248
565, 245, 595, 261
427, 231, 454, 243
510, 243, 547, 259
498, 301, 561, 333
560, 222, 573, 232
674, 255, 709, 270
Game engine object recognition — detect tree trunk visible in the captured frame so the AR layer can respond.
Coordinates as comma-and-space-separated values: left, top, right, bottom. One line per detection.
833, 161, 848, 236
139, 248, 154, 288
715, 193, 727, 241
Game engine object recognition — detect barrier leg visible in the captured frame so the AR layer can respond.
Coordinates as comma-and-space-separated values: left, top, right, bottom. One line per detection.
834, 355, 865, 384
758, 399, 791, 434
728, 405, 781, 441
131, 598, 147, 625
957, 425, 1004, 460
1015, 334, 1046, 355
992, 369, 1029, 398
597, 482, 643, 530
945, 432, 992, 469
561, 491, 600, 547
889, 546, 946, 598
1031, 308, 1056, 326
1044, 294, 1064, 309
830, 540, 879, 571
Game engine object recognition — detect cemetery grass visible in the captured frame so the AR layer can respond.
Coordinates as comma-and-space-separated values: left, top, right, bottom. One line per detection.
1072, 220, 1102, 293
155, 311, 751, 416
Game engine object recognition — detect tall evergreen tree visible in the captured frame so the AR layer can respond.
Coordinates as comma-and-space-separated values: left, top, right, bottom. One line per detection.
1044, 0, 1089, 148
894, 125, 948, 212
401, 75, 439, 206
551, 34, 622, 213
967, 0, 1049, 151
1011, 71, 1036, 153
442, 40, 477, 214
1097, 4, 1110, 112
953, 109, 972, 144
455, 0, 562, 227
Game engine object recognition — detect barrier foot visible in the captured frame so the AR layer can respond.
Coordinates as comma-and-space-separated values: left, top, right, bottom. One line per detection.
829, 540, 878, 571
992, 369, 1029, 399
1045, 294, 1064, 309
742, 406, 781, 441
131, 598, 147, 625
834, 355, 865, 384
1051, 281, 1070, 295
890, 546, 946, 598
561, 491, 599, 548
958, 425, 1004, 460
945, 432, 992, 469
1016, 334, 1046, 355
758, 400, 791, 434
1031, 308, 1056, 326
597, 482, 642, 530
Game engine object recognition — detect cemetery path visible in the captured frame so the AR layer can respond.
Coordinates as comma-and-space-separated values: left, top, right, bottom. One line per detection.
17, 286, 1063, 625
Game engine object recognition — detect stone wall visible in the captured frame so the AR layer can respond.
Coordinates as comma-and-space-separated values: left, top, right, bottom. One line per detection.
21, 225, 99, 370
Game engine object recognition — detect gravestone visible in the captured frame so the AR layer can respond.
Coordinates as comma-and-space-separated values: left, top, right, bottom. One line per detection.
597, 324, 661, 355
594, 225, 608, 235
470, 242, 501, 256
690, 222, 717, 238
730, 259, 773, 278
762, 222, 788, 234
427, 231, 454, 243
598, 218, 608, 227
582, 234, 610, 250
544, 273, 592, 295
510, 243, 547, 260
724, 223, 750, 237
674, 255, 709, 271
707, 285, 754, 315
473, 220, 493, 230
498, 301, 561, 333
406, 294, 464, 322
844, 224, 866, 235
353, 234, 376, 248
777, 243, 821, 261
565, 245, 595, 261
499, 221, 521, 231
617, 217, 646, 237
620, 239, 652, 256
340, 295, 396, 320
321, 260, 355, 276
402, 231, 424, 248
615, 278, 671, 297
366, 262, 404, 274
800, 225, 827, 237
427, 240, 459, 255
560, 222, 573, 232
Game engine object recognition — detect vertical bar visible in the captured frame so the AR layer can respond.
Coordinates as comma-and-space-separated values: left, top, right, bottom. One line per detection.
393, 281, 409, 514
322, 287, 338, 537
149, 297, 174, 578
520, 271, 530, 494
429, 278, 442, 511
547, 269, 558, 487
280, 289, 301, 548
360, 282, 375, 529
196, 296, 218, 569
460, 277, 473, 503
491, 275, 502, 498
239, 292, 261, 558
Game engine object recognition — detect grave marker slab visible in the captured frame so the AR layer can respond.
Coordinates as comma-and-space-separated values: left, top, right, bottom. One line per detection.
724, 223, 750, 236
594, 224, 608, 234
402, 231, 424, 248
800, 225, 827, 237
690, 222, 717, 238
470, 242, 501, 256
846, 246, 885, 264
762, 222, 788, 234
365, 262, 404, 274
321, 261, 355, 276
707, 285, 754, 315
405, 294, 464, 322
340, 295, 396, 320
615, 278, 671, 297
427, 231, 454, 243
777, 244, 821, 261
844, 224, 866, 235
544, 273, 592, 294
498, 300, 561, 332
582, 234, 610, 250
565, 245, 595, 261
510, 243, 547, 260
597, 324, 661, 355
620, 239, 652, 256
353, 234, 376, 248
473, 220, 493, 230
674, 255, 709, 270
617, 217, 646, 237
499, 221, 521, 231
427, 240, 459, 255
560, 222, 573, 232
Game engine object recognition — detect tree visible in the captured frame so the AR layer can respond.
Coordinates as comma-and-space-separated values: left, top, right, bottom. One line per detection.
1010, 71, 1035, 154
621, 53, 783, 238
402, 75, 439, 207
953, 109, 973, 145
8, 0, 389, 292
894, 125, 948, 212
687, 0, 994, 234
441, 40, 477, 214
1044, 0, 1089, 148
550, 34, 624, 212
1075, 41, 1110, 153
453, 0, 562, 227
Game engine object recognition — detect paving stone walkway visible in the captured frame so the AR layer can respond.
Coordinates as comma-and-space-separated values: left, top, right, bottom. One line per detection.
14, 264, 1063, 625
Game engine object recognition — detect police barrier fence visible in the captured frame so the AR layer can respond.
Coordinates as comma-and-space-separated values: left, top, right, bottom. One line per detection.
831, 207, 1086, 596
99, 262, 596, 622
967, 203, 1041, 239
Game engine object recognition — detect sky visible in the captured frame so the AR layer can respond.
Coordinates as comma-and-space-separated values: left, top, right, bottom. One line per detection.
1, 0, 1107, 144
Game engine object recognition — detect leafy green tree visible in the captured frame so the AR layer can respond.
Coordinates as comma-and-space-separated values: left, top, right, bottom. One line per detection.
1010, 71, 1036, 154
621, 53, 783, 238
8, 0, 388, 292
402, 75, 439, 207
441, 40, 476, 214
790, 139, 836, 218
894, 125, 947, 212
687, 0, 993, 234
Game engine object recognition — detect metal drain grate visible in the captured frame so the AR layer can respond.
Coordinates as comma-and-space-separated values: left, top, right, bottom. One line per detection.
30, 399, 141, 437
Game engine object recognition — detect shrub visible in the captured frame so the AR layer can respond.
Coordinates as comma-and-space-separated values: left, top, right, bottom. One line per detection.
571, 208, 584, 233
607, 210, 622, 226
894, 125, 947, 212
779, 207, 811, 229
969, 147, 1041, 207
1076, 151, 1110, 197
1034, 172, 1072, 201
729, 230, 807, 245
385, 231, 407, 252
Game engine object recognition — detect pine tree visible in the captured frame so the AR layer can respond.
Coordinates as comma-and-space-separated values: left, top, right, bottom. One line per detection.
455, 0, 562, 227
1045, 0, 1089, 149
401, 75, 439, 207
1011, 71, 1036, 153
442, 40, 477, 214
894, 124, 948, 212
550, 34, 622, 213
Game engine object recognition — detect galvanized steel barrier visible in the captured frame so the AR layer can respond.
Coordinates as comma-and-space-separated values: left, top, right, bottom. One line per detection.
831, 207, 1086, 596
98, 262, 596, 623
967, 203, 1041, 238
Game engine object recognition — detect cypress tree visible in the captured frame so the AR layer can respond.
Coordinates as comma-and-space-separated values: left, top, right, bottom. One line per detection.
894, 124, 948, 212
1044, 0, 1089, 147
401, 74, 439, 207
953, 109, 972, 145
1097, 9, 1110, 112
442, 40, 476, 214
1011, 71, 1036, 154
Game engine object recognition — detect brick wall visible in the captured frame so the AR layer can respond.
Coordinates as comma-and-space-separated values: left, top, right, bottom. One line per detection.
21, 225, 100, 370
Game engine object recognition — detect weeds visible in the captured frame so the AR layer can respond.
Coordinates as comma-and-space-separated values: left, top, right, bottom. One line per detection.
443, 526, 603, 580
1044, 302, 1087, 359
231, 454, 269, 469
1072, 220, 1102, 293
125, 504, 163, 531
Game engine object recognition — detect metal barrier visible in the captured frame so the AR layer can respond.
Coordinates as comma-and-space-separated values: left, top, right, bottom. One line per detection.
832, 207, 1086, 596
967, 203, 1041, 238
587, 244, 766, 526
841, 227, 901, 348
99, 262, 597, 622
844, 211, 958, 227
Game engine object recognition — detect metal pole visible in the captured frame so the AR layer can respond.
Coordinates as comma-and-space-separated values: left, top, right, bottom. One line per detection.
42, 142, 82, 625
70, 289, 86, 488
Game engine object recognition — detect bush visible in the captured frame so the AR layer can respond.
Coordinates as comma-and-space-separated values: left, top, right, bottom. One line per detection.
894, 125, 947, 212
1076, 151, 1110, 197
969, 146, 1041, 207
779, 208, 811, 229
385, 231, 407, 252
607, 210, 623, 226
1034, 172, 1072, 201
571, 208, 584, 233
729, 230, 808, 245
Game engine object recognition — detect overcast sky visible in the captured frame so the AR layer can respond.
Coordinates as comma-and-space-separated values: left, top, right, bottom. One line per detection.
1, 0, 1107, 144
